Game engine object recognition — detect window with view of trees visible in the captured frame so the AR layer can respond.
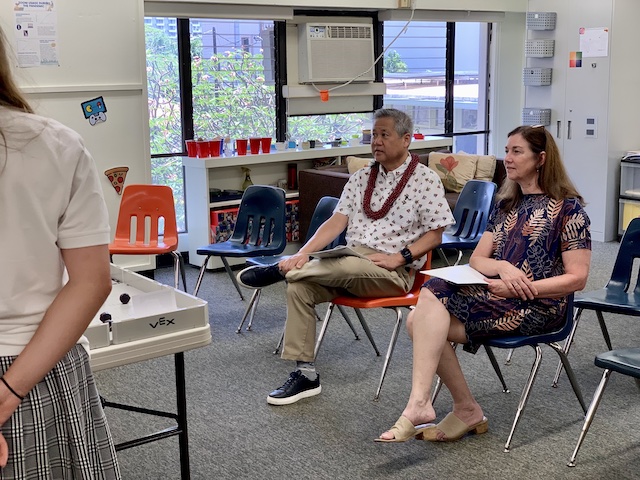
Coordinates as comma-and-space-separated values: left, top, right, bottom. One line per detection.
144, 16, 491, 234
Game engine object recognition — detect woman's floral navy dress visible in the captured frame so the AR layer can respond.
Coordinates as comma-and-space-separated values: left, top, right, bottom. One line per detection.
424, 194, 591, 353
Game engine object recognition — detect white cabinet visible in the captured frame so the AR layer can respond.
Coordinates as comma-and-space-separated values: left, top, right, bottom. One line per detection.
525, 0, 640, 241
183, 137, 453, 269
618, 158, 640, 235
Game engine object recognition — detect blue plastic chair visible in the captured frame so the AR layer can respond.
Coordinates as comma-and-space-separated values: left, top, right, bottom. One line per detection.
483, 294, 587, 452
552, 217, 640, 386
568, 347, 640, 467
235, 196, 347, 334
437, 180, 497, 266
432, 295, 586, 452
193, 185, 287, 301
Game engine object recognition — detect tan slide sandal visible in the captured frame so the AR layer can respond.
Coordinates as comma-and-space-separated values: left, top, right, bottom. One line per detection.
374, 415, 435, 443
421, 412, 488, 442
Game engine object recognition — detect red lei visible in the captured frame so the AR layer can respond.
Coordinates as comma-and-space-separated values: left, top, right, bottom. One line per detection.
362, 153, 419, 220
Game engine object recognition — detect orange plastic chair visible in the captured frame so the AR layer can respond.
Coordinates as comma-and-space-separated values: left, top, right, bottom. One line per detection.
313, 252, 431, 401
109, 184, 187, 291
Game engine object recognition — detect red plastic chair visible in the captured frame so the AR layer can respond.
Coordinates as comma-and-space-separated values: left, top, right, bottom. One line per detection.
109, 184, 187, 291
313, 252, 431, 400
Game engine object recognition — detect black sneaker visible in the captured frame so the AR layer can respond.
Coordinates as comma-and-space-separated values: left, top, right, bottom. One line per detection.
267, 370, 321, 405
237, 264, 286, 289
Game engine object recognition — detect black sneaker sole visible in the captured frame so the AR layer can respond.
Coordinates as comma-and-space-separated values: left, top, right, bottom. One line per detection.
236, 265, 283, 289
266, 385, 322, 405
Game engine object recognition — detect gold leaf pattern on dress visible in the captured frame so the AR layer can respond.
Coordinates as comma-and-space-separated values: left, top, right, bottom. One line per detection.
521, 261, 534, 281
504, 210, 518, 233
547, 198, 563, 218
494, 310, 526, 331
522, 208, 546, 238
563, 214, 586, 240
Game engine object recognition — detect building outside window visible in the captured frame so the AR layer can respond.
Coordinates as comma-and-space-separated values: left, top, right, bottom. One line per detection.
383, 21, 489, 154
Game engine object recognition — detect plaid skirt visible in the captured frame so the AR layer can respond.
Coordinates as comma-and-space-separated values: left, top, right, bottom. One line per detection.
0, 345, 121, 480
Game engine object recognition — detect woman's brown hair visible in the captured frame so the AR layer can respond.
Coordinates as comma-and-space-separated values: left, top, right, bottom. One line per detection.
496, 125, 585, 212
0, 26, 34, 172
0, 27, 33, 113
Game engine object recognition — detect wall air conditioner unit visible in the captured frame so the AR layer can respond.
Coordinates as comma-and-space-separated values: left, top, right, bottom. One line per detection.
298, 23, 375, 84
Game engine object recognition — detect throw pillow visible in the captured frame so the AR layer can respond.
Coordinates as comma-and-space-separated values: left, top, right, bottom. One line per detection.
346, 156, 373, 174
428, 152, 478, 193
474, 154, 497, 182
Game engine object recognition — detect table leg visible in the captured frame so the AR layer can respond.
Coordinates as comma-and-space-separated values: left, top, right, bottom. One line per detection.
175, 352, 190, 480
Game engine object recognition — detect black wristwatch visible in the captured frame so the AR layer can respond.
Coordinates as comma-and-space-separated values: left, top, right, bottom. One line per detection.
400, 247, 413, 265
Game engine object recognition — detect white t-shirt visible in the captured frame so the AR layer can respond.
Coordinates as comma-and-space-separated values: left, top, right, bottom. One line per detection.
0, 106, 110, 356
336, 154, 455, 269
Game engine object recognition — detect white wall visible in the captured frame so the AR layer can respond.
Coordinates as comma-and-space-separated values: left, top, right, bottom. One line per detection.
147, 0, 527, 13
488, 12, 526, 155
1, 0, 153, 270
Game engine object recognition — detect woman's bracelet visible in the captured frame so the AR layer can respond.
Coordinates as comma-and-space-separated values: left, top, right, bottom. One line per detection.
0, 376, 25, 401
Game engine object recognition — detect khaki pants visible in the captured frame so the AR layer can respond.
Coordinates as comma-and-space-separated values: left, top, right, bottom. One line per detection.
281, 246, 413, 362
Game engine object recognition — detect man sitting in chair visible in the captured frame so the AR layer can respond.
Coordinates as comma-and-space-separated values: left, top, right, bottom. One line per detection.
237, 108, 455, 405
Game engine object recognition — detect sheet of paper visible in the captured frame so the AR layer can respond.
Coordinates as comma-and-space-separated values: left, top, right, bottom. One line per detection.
309, 246, 367, 259
579, 27, 609, 58
421, 264, 488, 285
14, 1, 59, 67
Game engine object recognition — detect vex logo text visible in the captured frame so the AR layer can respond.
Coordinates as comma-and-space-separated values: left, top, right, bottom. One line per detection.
149, 316, 176, 328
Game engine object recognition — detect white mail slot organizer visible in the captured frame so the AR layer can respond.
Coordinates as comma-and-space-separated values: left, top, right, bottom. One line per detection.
85, 264, 209, 350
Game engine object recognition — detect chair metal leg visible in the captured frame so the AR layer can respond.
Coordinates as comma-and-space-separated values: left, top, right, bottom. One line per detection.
374, 307, 404, 401
245, 289, 262, 331
595, 311, 613, 351
452, 249, 464, 266
552, 307, 583, 387
548, 342, 586, 413
221, 257, 245, 301
314, 304, 336, 359
274, 327, 285, 355
504, 348, 514, 365
236, 288, 261, 333
192, 256, 211, 297
437, 248, 451, 266
568, 369, 612, 467
336, 305, 360, 341
171, 251, 188, 292
484, 346, 510, 393
503, 345, 543, 453
350, 307, 381, 356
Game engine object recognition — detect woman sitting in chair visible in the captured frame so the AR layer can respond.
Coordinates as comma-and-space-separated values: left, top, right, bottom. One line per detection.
377, 125, 591, 443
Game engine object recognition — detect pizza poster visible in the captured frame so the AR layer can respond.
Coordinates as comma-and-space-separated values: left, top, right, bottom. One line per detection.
104, 166, 129, 195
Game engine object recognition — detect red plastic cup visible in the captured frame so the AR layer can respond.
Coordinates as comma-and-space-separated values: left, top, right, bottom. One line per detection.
261, 137, 272, 154
196, 140, 210, 158
249, 137, 261, 155
209, 139, 222, 157
236, 139, 248, 155
185, 139, 197, 157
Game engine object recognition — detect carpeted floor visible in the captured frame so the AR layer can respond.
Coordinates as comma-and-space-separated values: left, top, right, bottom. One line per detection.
94, 240, 640, 480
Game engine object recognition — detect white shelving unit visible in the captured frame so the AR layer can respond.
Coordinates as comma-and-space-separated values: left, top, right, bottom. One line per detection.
183, 136, 453, 269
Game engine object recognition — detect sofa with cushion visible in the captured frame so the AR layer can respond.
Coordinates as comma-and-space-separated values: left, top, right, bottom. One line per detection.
298, 152, 506, 240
